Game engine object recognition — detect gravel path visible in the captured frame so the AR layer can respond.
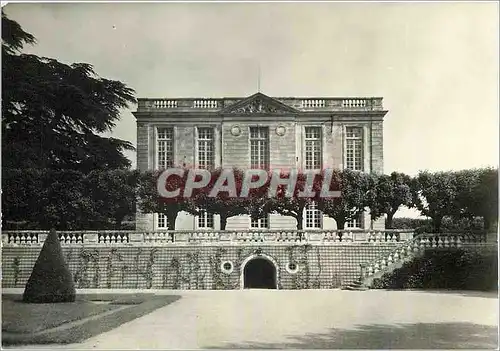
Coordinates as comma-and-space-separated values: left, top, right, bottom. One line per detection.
3, 289, 498, 349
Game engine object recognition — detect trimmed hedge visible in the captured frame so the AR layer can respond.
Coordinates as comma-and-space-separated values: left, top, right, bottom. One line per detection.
22, 229, 76, 303
371, 248, 498, 291
391, 217, 485, 234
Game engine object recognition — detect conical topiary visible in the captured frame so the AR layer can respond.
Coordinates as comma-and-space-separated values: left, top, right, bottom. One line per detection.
22, 229, 76, 303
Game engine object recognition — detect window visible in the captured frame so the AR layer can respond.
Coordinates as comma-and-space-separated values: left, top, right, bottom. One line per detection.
157, 213, 169, 229
305, 127, 322, 170
157, 127, 174, 169
251, 215, 269, 229
286, 262, 299, 274
197, 127, 214, 169
221, 261, 234, 274
250, 127, 269, 169
197, 211, 214, 229
305, 202, 322, 229
346, 127, 363, 171
346, 214, 363, 229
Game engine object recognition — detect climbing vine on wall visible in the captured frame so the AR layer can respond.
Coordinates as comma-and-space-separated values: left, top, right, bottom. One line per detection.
170, 257, 181, 289
74, 249, 100, 288
65, 249, 73, 266
181, 251, 206, 289
106, 248, 124, 289
209, 247, 232, 290
12, 257, 20, 286
312, 247, 322, 289
287, 245, 312, 289
134, 248, 158, 289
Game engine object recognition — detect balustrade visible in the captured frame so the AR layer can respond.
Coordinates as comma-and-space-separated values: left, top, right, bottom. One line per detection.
192, 100, 219, 109
342, 98, 367, 108
301, 99, 326, 108
137, 97, 384, 111
2, 229, 415, 246
359, 232, 490, 284
153, 99, 177, 109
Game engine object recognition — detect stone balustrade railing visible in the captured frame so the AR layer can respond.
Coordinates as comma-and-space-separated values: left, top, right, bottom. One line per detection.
2, 229, 413, 246
137, 97, 384, 111
359, 232, 490, 284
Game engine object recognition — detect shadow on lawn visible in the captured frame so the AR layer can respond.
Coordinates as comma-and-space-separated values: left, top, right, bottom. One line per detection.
207, 322, 498, 349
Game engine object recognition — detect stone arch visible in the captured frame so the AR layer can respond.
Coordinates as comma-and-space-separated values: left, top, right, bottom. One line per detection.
240, 253, 280, 289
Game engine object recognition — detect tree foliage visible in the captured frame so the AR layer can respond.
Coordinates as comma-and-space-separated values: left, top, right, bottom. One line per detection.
85, 169, 140, 228
454, 168, 498, 231
267, 170, 323, 230
411, 171, 459, 233
2, 12, 136, 171
137, 169, 197, 230
2, 168, 138, 230
367, 172, 413, 229
317, 169, 370, 230
191, 168, 250, 230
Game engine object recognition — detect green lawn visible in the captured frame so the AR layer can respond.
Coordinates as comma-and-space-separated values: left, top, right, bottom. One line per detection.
2, 293, 181, 345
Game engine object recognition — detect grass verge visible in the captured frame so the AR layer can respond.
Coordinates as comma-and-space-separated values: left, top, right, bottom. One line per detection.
2, 293, 181, 346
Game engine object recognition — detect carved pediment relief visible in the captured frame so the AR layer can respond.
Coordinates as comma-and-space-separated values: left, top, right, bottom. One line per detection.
219, 93, 298, 115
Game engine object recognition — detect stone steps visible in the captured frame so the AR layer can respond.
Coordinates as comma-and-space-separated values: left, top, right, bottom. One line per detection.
341, 279, 368, 291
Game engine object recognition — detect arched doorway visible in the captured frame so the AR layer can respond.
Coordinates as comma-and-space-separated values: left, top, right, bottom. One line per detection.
243, 258, 277, 289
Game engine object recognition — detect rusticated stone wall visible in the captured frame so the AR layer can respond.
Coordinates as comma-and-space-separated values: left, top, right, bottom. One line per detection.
2, 243, 399, 290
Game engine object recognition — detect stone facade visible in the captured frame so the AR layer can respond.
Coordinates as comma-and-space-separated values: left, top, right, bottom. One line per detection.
133, 93, 388, 231
2, 243, 399, 290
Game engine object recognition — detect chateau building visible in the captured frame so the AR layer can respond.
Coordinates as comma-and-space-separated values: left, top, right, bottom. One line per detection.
133, 92, 387, 232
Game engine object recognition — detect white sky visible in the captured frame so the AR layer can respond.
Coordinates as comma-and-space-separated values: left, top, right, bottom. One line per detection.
4, 2, 499, 187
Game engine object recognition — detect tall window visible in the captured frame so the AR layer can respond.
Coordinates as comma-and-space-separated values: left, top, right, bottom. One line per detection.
197, 211, 214, 229
305, 202, 322, 229
305, 127, 322, 170
346, 127, 363, 171
251, 216, 269, 229
346, 214, 363, 229
157, 213, 169, 229
250, 127, 269, 169
157, 127, 174, 169
197, 127, 215, 169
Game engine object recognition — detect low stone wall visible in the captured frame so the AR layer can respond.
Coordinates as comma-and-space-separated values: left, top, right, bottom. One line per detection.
2, 243, 400, 290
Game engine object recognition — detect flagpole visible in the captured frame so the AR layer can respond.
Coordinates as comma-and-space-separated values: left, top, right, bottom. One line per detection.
257, 62, 261, 92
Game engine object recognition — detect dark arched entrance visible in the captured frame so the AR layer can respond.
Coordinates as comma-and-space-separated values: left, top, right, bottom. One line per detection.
243, 258, 277, 289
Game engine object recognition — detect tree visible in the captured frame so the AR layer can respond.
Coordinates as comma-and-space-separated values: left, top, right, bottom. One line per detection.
2, 169, 45, 228
454, 168, 498, 232
137, 169, 197, 231
474, 168, 498, 232
2, 168, 98, 230
367, 172, 413, 229
39, 170, 99, 230
86, 169, 139, 229
411, 171, 459, 233
23, 229, 76, 303
317, 169, 369, 230
2, 13, 136, 172
192, 168, 249, 230
268, 170, 323, 230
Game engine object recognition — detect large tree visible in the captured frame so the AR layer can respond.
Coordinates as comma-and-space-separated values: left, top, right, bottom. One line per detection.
454, 168, 498, 232
192, 168, 250, 230
267, 170, 323, 230
2, 13, 136, 171
85, 169, 140, 229
137, 169, 198, 231
411, 171, 459, 233
317, 169, 370, 230
367, 172, 413, 229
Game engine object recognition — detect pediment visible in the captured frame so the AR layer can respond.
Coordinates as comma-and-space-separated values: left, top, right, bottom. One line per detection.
219, 93, 299, 115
